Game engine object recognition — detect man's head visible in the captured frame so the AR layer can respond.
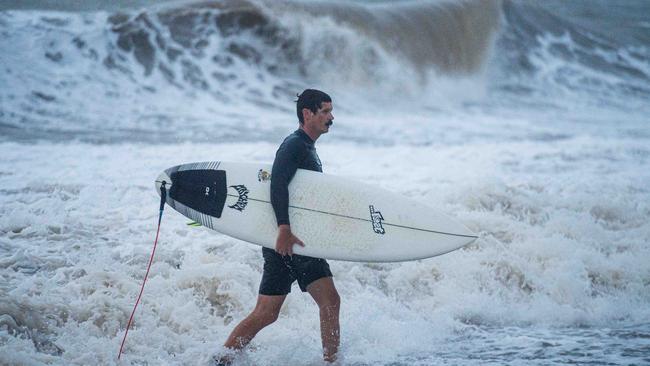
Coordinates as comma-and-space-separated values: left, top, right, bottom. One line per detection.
296, 89, 334, 138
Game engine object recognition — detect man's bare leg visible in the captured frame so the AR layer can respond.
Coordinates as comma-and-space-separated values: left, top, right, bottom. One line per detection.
307, 277, 340, 363
221, 294, 286, 357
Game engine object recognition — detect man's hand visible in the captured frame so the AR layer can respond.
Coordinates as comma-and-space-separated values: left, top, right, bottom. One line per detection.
275, 224, 305, 256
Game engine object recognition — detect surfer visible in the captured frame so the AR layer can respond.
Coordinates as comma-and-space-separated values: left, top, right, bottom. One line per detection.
218, 89, 340, 364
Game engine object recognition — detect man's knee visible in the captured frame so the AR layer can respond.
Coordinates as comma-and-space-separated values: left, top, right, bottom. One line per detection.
319, 291, 340, 313
251, 307, 280, 326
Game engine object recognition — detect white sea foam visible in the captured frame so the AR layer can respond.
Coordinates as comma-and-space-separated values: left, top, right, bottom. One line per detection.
1, 134, 648, 364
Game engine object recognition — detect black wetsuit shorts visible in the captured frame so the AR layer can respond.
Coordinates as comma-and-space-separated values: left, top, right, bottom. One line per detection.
259, 247, 332, 296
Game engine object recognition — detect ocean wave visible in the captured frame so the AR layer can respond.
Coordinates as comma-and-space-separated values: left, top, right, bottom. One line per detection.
0, 0, 649, 143
495, 1, 650, 108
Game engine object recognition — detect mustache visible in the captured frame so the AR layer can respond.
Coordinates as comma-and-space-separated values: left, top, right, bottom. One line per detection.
326, 120, 333, 126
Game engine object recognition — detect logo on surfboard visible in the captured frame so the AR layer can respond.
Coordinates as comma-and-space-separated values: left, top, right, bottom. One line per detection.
257, 169, 271, 182
369, 205, 385, 235
228, 185, 249, 211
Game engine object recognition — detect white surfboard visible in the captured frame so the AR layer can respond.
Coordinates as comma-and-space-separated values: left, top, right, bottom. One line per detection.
155, 161, 476, 262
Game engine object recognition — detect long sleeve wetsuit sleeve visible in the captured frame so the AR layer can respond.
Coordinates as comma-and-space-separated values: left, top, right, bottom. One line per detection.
271, 139, 305, 226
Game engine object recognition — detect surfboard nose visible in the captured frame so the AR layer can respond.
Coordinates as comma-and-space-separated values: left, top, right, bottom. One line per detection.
461, 225, 479, 243
452, 220, 478, 243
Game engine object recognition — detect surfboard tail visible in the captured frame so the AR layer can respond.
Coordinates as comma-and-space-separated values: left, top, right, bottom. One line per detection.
155, 171, 172, 199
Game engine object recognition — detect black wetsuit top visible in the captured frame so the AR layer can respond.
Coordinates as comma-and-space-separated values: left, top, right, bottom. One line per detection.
261, 128, 331, 296
270, 129, 322, 226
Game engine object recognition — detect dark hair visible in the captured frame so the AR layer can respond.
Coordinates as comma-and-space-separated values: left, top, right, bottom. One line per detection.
295, 89, 331, 124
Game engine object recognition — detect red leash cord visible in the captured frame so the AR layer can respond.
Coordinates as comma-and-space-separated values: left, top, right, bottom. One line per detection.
118, 182, 167, 360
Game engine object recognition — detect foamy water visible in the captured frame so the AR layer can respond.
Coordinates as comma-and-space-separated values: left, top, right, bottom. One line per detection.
2, 135, 649, 365
1, 0, 649, 365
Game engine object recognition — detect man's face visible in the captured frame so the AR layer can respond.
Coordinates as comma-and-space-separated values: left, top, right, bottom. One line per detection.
303, 102, 334, 134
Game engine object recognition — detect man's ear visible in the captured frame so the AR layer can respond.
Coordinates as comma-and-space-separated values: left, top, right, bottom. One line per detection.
302, 108, 312, 121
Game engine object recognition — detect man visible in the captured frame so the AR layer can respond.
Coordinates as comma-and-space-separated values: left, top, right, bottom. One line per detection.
219, 89, 340, 364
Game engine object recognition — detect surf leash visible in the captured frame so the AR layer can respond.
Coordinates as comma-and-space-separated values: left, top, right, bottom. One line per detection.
118, 181, 167, 360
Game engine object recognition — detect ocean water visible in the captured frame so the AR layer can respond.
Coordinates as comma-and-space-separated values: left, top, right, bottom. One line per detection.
1, 1, 649, 365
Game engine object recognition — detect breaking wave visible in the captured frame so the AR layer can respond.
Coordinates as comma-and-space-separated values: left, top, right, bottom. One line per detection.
2, 0, 649, 142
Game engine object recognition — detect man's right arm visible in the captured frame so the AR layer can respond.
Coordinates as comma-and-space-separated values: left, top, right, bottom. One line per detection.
271, 139, 302, 226
270, 139, 305, 255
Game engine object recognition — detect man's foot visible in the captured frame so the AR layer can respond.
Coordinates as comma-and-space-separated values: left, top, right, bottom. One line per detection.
324, 354, 337, 363
209, 354, 232, 366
